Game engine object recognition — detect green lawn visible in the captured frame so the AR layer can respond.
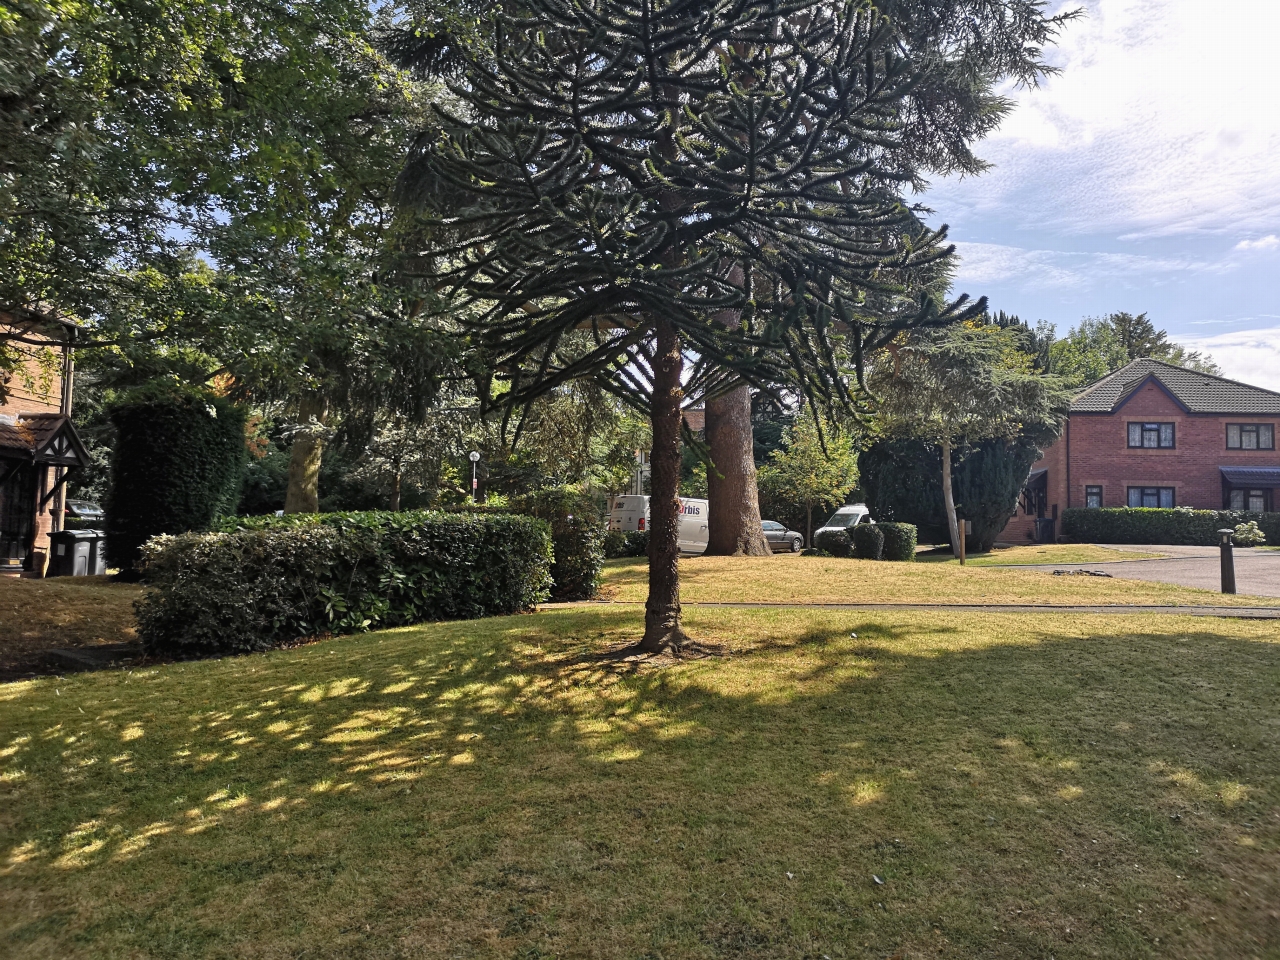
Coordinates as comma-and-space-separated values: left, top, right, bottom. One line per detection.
600, 554, 1280, 606
916, 544, 1166, 566
3, 605, 1277, 958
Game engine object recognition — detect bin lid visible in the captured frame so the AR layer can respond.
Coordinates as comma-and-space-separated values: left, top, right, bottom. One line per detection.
49, 528, 100, 541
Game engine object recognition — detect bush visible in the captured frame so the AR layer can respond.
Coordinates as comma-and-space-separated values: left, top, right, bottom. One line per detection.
107, 384, 247, 575
139, 511, 553, 656
813, 528, 852, 558
879, 522, 917, 561
1061, 508, 1280, 546
1233, 521, 1266, 546
603, 529, 648, 559
547, 514, 604, 601
850, 524, 884, 560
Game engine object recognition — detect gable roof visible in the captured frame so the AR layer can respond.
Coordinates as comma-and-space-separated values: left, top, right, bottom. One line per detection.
0, 413, 90, 466
1070, 358, 1280, 415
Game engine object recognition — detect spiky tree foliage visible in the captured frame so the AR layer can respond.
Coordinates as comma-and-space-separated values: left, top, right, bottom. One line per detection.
399, 0, 1067, 650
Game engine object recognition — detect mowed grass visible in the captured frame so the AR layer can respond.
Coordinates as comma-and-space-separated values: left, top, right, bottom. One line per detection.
2, 606, 1278, 959
917, 544, 1166, 566
0, 576, 141, 679
600, 554, 1280, 606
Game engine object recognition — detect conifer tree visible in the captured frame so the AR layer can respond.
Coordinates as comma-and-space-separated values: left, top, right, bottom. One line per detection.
399, 0, 1066, 651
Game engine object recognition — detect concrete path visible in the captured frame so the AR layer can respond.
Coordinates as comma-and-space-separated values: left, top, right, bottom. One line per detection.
1006, 544, 1280, 598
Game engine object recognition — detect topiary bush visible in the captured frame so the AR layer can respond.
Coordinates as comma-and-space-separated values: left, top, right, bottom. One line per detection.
546, 514, 604, 601
106, 384, 247, 576
878, 522, 917, 561
1061, 508, 1280, 546
813, 528, 852, 558
850, 523, 884, 560
139, 511, 553, 656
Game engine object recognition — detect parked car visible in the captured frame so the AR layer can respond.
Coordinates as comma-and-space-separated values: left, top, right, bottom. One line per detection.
64, 499, 105, 523
812, 503, 875, 543
608, 494, 709, 554
761, 520, 805, 553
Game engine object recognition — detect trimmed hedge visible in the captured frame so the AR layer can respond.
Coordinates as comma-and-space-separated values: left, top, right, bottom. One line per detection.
107, 384, 246, 574
851, 524, 884, 560
139, 511, 553, 655
1061, 508, 1280, 546
879, 522, 918, 561
813, 528, 852, 558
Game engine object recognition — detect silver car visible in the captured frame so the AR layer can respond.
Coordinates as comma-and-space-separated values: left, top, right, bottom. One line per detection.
761, 520, 805, 553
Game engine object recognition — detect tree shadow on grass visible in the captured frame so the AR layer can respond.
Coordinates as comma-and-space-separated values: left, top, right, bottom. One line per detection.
1, 608, 1277, 960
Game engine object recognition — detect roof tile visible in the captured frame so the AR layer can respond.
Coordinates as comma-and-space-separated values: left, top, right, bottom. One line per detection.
1070, 359, 1280, 414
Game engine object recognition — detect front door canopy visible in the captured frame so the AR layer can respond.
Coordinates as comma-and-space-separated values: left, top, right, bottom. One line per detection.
0, 413, 90, 469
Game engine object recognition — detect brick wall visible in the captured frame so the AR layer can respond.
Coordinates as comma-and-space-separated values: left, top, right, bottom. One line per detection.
998, 379, 1280, 542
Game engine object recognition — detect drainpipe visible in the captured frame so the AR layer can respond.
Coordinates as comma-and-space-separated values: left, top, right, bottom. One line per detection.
52, 337, 75, 534
1064, 416, 1071, 510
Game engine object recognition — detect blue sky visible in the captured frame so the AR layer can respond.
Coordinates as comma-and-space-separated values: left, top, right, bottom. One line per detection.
919, 0, 1280, 390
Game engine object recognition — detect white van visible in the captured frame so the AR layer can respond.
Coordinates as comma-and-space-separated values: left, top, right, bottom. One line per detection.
812, 503, 874, 542
608, 495, 709, 555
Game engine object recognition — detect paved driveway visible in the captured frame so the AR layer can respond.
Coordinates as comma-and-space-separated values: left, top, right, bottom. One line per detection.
1015, 544, 1280, 598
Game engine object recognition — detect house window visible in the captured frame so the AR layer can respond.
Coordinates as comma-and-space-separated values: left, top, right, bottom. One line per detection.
1128, 422, 1175, 448
1228, 488, 1270, 512
1226, 423, 1275, 450
1085, 486, 1103, 508
1127, 486, 1175, 508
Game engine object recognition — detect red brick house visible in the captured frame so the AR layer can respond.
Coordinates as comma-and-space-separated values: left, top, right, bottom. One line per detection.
1002, 359, 1280, 542
0, 311, 89, 574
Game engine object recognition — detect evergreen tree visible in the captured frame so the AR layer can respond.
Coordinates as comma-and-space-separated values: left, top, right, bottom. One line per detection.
398, 0, 1069, 651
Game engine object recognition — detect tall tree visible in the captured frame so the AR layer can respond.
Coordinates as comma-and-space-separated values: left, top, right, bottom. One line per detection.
757, 416, 859, 547
396, 0, 1071, 651
871, 322, 1069, 557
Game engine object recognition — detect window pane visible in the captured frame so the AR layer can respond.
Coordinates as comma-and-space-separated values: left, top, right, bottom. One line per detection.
1243, 426, 1258, 450
1160, 424, 1175, 447
1249, 493, 1266, 512
1159, 488, 1174, 508
1262, 424, 1274, 449
1230, 489, 1244, 510
1142, 426, 1159, 447
1227, 424, 1241, 448
1128, 423, 1142, 446
1086, 487, 1102, 508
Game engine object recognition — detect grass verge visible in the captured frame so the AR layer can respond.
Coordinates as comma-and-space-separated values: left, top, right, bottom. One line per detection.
2, 606, 1277, 958
600, 555, 1279, 606
917, 544, 1166, 566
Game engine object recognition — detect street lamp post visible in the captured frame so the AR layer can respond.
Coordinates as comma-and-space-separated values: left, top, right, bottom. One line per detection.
469, 451, 480, 504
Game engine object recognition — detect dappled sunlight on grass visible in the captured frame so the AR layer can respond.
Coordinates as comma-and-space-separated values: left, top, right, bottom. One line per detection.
1, 606, 1278, 958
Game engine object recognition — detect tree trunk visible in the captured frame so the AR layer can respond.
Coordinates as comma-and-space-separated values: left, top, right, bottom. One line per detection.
389, 467, 402, 512
704, 384, 770, 555
641, 317, 688, 653
940, 437, 961, 558
284, 394, 327, 514
806, 501, 813, 548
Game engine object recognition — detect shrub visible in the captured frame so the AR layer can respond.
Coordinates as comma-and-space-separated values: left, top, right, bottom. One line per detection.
878, 522, 917, 561
813, 528, 852, 558
1061, 508, 1280, 546
106, 384, 246, 574
1233, 521, 1266, 546
139, 511, 553, 655
546, 515, 604, 601
851, 523, 884, 560
603, 529, 648, 559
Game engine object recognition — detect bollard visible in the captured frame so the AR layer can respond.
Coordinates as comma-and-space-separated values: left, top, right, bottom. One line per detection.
1217, 528, 1236, 594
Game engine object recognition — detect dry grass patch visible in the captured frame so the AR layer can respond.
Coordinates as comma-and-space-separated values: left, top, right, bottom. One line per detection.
917, 544, 1167, 566
600, 554, 1279, 606
2, 606, 1278, 959
0, 576, 144, 679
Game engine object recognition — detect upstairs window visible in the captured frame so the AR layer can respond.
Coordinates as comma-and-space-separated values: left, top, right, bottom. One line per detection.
1226, 423, 1275, 450
1128, 486, 1175, 508
1085, 486, 1103, 508
1128, 422, 1175, 448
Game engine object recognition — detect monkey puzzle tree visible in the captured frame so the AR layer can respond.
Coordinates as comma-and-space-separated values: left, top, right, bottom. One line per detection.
398, 0, 1074, 651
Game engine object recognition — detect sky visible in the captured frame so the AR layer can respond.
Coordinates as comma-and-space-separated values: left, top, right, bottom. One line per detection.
920, 0, 1280, 391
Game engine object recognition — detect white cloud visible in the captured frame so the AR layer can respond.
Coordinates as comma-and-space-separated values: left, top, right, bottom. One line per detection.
927, 0, 1280, 239
1234, 235, 1280, 252
952, 241, 1214, 290
1181, 327, 1280, 393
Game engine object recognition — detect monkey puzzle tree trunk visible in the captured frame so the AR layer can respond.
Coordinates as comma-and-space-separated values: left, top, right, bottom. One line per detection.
705, 384, 770, 556
642, 317, 688, 652
389, 466, 402, 512
940, 437, 961, 558
284, 394, 327, 514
